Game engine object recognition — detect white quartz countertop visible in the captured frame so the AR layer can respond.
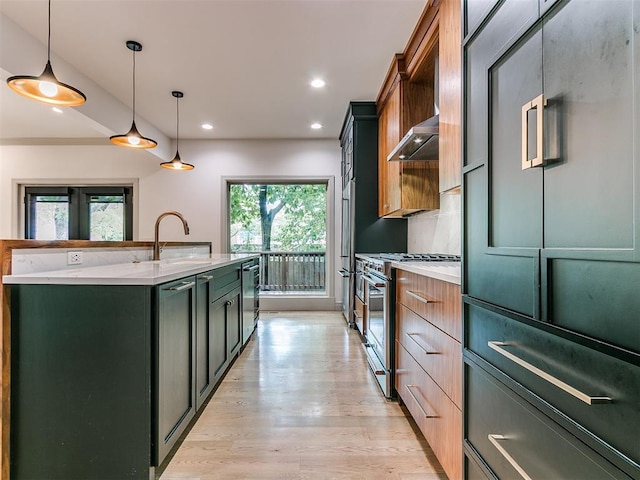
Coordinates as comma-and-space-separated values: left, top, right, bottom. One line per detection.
391, 261, 461, 285
2, 254, 259, 286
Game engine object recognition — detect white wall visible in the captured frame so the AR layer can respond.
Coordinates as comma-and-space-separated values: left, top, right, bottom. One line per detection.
0, 139, 343, 306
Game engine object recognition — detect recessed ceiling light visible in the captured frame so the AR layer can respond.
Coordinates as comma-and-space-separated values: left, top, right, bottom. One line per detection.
201, 123, 213, 130
310, 122, 322, 130
52, 107, 63, 113
310, 79, 326, 88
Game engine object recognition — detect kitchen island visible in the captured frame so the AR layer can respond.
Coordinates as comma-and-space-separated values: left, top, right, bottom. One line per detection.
3, 254, 258, 480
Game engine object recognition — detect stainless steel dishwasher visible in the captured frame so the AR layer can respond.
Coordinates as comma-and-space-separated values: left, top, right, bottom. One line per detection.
241, 259, 260, 344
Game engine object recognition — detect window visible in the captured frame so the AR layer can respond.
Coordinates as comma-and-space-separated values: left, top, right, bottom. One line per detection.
228, 182, 327, 293
25, 186, 133, 241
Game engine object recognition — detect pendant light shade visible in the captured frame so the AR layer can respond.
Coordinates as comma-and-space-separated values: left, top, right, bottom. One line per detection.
6, 0, 86, 106
109, 41, 157, 149
161, 91, 194, 171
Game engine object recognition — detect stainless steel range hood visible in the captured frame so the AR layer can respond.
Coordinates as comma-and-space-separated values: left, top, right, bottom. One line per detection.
386, 114, 439, 162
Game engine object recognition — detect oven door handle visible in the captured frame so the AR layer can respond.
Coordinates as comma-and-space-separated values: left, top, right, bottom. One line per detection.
338, 268, 352, 278
362, 274, 386, 288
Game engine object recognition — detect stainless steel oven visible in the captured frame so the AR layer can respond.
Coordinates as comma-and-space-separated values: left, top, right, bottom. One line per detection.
356, 253, 461, 399
361, 258, 394, 399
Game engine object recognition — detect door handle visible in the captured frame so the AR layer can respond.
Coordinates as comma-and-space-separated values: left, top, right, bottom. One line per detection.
405, 385, 436, 418
488, 434, 533, 480
488, 341, 612, 405
405, 333, 438, 355
521, 94, 547, 169
338, 269, 351, 278
165, 281, 195, 291
406, 290, 435, 304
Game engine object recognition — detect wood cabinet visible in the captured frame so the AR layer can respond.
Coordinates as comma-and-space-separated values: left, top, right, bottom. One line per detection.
463, 0, 639, 478
438, 0, 462, 193
395, 268, 461, 480
156, 276, 197, 465
377, 58, 439, 218
195, 271, 214, 409
376, 0, 463, 215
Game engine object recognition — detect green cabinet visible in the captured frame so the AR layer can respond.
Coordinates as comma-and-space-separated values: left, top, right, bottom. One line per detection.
194, 263, 242, 410
195, 272, 214, 409
9, 257, 251, 478
463, 0, 639, 478
155, 276, 197, 465
10, 285, 152, 480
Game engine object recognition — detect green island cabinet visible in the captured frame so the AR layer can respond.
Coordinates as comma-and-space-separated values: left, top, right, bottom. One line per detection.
463, 0, 639, 479
9, 258, 249, 479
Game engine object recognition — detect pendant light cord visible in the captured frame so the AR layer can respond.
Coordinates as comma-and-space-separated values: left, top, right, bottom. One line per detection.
47, 0, 51, 61
131, 46, 136, 122
176, 94, 180, 149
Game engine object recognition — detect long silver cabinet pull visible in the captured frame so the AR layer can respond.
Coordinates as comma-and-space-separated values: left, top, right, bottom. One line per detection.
405, 333, 438, 355
406, 290, 434, 304
405, 385, 435, 418
521, 93, 547, 170
243, 265, 260, 272
488, 434, 533, 480
488, 341, 612, 405
199, 275, 213, 281
165, 281, 195, 291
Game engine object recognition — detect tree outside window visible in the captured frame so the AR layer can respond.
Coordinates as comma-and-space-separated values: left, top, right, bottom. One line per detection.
229, 183, 326, 252
229, 183, 327, 293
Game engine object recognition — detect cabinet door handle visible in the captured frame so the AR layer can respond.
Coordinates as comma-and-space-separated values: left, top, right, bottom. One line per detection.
521, 93, 547, 170
226, 299, 234, 307
406, 290, 435, 304
243, 265, 260, 272
405, 385, 436, 418
199, 275, 213, 281
488, 434, 533, 480
405, 333, 438, 355
165, 281, 195, 291
488, 341, 612, 405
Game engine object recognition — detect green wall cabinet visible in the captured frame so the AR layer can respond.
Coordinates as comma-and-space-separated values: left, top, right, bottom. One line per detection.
462, 0, 639, 478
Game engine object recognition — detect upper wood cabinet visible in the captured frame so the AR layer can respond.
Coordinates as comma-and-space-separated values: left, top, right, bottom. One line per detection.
438, 0, 462, 193
377, 57, 439, 218
377, 0, 462, 217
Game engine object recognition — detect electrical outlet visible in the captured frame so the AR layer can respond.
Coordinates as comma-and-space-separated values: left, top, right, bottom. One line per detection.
67, 251, 83, 265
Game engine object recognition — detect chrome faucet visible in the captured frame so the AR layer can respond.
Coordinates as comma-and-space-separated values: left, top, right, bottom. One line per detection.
153, 211, 190, 261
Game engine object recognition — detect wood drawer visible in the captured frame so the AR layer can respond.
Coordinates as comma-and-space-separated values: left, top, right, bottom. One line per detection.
397, 302, 462, 408
396, 269, 461, 341
465, 361, 631, 479
396, 341, 462, 480
465, 302, 640, 467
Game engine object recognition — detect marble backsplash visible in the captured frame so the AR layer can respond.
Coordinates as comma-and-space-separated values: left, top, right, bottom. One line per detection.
11, 245, 211, 275
407, 193, 461, 255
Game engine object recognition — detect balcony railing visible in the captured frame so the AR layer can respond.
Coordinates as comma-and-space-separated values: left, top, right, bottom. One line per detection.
258, 251, 325, 293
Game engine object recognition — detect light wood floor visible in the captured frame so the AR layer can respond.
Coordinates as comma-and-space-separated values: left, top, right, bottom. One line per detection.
159, 311, 446, 480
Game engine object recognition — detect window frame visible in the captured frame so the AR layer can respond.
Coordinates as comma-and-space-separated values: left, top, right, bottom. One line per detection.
24, 186, 133, 241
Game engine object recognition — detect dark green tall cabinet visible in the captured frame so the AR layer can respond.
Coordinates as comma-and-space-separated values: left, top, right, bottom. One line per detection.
463, 0, 639, 478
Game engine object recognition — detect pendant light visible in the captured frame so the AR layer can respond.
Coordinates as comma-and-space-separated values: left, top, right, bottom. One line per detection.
109, 40, 157, 149
6, 0, 86, 106
160, 91, 194, 171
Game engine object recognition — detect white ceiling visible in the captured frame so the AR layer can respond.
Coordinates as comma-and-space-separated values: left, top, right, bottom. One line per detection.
0, 0, 426, 145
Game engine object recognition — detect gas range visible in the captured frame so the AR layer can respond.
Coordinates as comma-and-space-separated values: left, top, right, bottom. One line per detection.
357, 253, 460, 279
378, 253, 461, 262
